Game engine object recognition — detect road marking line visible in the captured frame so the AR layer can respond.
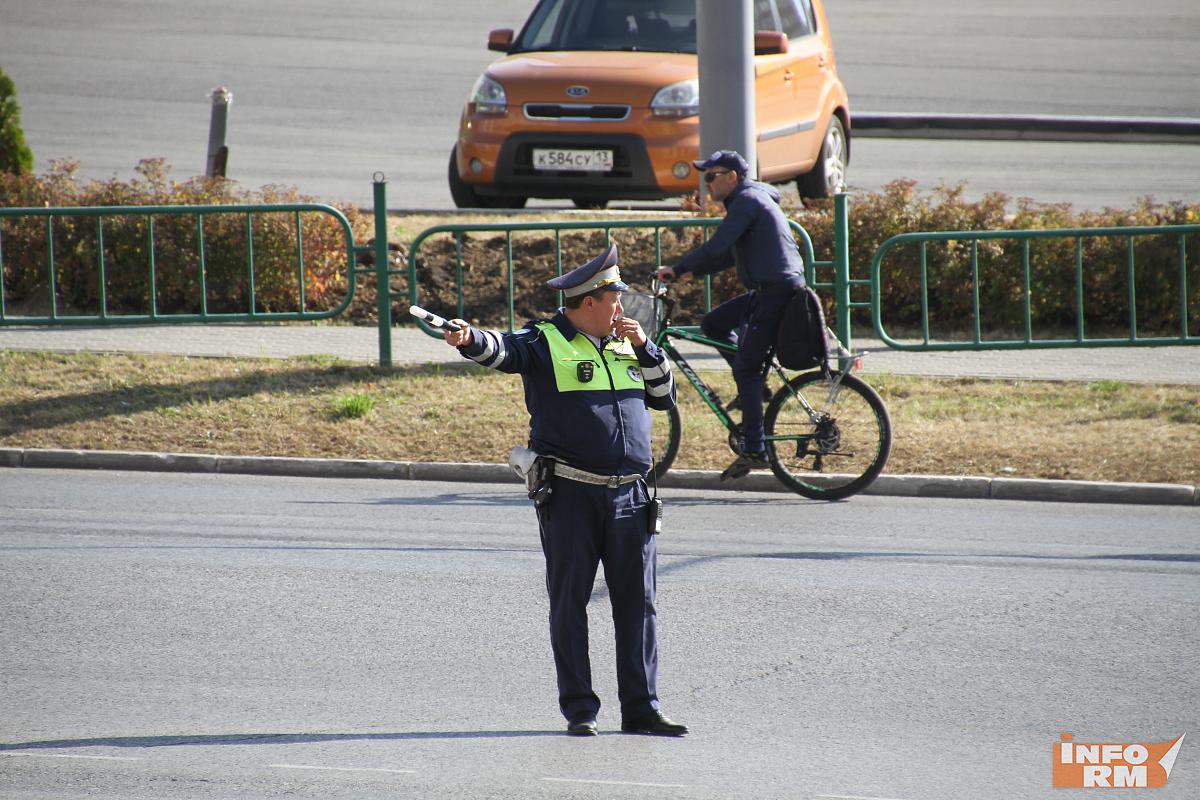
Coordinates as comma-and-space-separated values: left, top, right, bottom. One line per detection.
0, 753, 142, 762
543, 777, 688, 789
268, 763, 415, 775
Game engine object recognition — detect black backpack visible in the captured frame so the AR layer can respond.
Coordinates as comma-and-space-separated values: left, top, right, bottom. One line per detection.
774, 286, 829, 370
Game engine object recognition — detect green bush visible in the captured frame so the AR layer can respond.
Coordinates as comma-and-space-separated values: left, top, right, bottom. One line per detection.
0, 159, 371, 318
0, 67, 34, 175
404, 182, 1199, 341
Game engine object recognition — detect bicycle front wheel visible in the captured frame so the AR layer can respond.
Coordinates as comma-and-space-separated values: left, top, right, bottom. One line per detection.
764, 371, 891, 500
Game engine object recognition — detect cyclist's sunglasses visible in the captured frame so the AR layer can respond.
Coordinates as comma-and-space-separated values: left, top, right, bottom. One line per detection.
703, 170, 732, 183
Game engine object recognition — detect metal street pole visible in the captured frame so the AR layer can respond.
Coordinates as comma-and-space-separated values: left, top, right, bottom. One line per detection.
696, 0, 755, 197
206, 86, 232, 177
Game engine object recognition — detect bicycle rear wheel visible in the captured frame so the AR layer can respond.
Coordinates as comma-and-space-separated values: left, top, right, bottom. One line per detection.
764, 370, 891, 500
651, 406, 681, 481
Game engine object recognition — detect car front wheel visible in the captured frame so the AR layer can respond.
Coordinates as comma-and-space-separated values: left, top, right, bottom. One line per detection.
797, 116, 848, 199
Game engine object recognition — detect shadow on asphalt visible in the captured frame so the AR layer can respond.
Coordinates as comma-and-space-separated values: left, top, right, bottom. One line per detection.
297, 493, 528, 507
0, 730, 562, 751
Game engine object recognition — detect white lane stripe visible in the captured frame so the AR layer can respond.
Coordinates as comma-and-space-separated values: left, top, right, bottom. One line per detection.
543, 777, 688, 789
268, 763, 415, 775
1, 752, 142, 761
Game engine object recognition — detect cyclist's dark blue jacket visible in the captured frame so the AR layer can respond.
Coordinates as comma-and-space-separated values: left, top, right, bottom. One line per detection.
673, 179, 806, 289
458, 310, 676, 476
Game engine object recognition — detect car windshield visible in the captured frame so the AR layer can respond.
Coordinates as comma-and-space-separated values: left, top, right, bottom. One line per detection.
513, 0, 700, 54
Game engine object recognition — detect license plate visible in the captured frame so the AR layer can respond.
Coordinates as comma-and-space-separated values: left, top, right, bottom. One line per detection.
532, 148, 614, 172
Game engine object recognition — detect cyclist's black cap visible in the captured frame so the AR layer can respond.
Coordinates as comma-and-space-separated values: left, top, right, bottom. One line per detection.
546, 244, 629, 298
693, 149, 749, 176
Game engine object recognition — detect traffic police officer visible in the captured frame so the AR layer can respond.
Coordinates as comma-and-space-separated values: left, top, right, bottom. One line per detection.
441, 244, 688, 737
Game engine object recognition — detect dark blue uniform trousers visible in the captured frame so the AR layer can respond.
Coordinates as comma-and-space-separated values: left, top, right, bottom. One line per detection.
700, 279, 802, 452
535, 476, 659, 724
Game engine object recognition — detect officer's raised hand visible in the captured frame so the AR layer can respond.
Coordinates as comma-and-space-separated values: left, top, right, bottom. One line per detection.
613, 315, 647, 347
443, 319, 472, 347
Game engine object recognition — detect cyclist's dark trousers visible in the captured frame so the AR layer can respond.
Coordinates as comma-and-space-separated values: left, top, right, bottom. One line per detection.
536, 477, 659, 724
701, 280, 801, 452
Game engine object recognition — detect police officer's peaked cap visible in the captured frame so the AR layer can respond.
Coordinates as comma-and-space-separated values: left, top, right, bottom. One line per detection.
545, 243, 629, 298
693, 149, 750, 176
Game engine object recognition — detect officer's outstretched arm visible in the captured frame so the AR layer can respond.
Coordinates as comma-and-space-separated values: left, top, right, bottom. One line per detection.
454, 323, 542, 375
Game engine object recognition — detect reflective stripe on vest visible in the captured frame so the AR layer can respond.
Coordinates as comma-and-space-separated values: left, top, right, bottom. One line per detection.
535, 321, 644, 393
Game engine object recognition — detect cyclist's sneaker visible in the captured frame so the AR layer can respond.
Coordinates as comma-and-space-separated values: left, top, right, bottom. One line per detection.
720, 451, 770, 481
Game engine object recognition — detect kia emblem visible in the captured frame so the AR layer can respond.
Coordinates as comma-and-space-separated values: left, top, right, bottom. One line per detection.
566, 85, 590, 97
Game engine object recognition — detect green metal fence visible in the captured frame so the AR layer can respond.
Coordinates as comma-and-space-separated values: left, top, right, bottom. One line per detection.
870, 223, 1200, 350
401, 194, 859, 350
5, 183, 1196, 368
0, 203, 362, 326
0, 202, 361, 325
0, 178, 400, 365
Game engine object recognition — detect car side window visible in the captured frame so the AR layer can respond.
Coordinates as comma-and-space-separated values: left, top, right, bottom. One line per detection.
753, 0, 779, 32
777, 0, 815, 38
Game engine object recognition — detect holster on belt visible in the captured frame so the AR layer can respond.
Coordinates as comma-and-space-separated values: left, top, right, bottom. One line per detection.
529, 456, 555, 508
509, 445, 554, 508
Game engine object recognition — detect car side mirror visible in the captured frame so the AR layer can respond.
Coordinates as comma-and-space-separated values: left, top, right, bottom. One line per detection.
754, 31, 788, 55
488, 28, 515, 52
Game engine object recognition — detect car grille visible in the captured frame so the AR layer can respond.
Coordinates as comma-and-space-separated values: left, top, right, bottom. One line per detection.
523, 103, 631, 121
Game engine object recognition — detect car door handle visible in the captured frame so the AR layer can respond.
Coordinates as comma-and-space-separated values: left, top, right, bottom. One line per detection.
784, 69, 794, 81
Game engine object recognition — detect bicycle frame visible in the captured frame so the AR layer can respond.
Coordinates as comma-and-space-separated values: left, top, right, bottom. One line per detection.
642, 282, 892, 499
649, 283, 866, 448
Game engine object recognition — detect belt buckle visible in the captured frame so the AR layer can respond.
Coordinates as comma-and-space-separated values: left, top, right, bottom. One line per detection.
606, 475, 620, 489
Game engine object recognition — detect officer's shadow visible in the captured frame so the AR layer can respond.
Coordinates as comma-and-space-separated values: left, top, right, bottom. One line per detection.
0, 730, 563, 753
296, 492, 529, 508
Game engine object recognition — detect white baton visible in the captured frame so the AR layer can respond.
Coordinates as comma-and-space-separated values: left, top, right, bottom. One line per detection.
408, 305, 462, 332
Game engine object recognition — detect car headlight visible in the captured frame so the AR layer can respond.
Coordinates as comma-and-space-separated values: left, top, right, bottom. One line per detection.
469, 74, 507, 115
650, 79, 699, 118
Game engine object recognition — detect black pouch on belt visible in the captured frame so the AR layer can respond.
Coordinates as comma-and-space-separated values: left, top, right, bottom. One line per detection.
529, 457, 555, 508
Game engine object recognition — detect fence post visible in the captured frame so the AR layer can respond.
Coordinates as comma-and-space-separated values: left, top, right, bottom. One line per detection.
833, 191, 852, 353
372, 174, 392, 368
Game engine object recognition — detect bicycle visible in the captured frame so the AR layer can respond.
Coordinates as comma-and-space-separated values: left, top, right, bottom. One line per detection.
627, 281, 893, 501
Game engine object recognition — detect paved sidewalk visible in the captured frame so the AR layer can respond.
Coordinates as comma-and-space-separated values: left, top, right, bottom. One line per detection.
2, 323, 1199, 384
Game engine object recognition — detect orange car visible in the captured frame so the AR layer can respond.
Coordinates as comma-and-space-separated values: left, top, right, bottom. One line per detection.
449, 0, 850, 209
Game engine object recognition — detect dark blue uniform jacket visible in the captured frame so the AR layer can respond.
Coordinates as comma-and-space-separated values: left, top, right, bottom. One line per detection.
459, 310, 676, 477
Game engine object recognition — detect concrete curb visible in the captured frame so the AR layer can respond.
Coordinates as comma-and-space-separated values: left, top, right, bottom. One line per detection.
2, 447, 1196, 507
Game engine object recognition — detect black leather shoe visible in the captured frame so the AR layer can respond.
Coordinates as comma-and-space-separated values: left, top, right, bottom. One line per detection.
620, 710, 688, 737
720, 451, 769, 481
566, 718, 598, 736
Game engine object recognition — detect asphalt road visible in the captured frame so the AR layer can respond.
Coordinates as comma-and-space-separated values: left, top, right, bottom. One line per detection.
2, 469, 1197, 799
0, 0, 1197, 209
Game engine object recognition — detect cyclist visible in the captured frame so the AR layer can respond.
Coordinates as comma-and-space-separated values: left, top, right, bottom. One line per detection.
655, 149, 806, 479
